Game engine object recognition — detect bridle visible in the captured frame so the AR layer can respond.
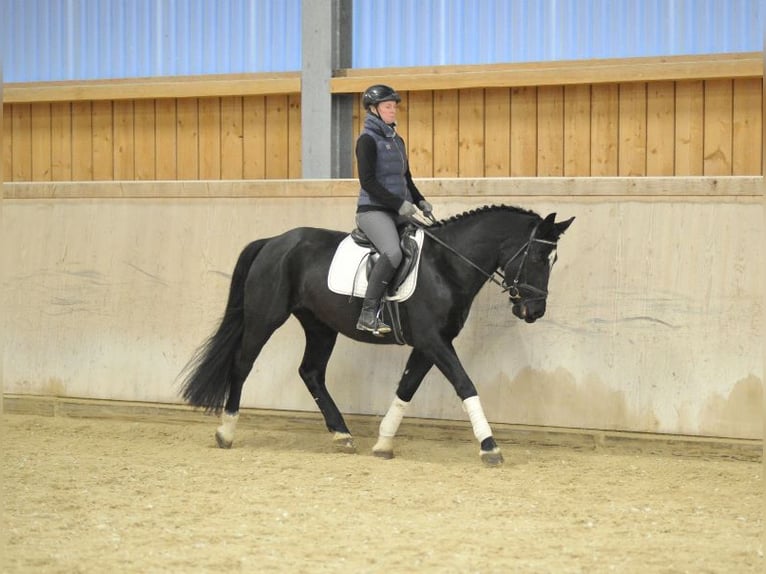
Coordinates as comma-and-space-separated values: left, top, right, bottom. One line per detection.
409, 216, 557, 302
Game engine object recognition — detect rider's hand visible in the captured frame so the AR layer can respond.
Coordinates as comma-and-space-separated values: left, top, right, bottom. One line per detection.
418, 200, 433, 218
398, 200, 417, 217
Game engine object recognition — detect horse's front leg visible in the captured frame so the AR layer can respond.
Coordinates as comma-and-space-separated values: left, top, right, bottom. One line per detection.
373, 348, 433, 459
428, 340, 504, 466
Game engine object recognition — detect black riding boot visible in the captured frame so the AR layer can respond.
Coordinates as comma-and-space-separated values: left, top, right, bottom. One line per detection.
356, 254, 395, 336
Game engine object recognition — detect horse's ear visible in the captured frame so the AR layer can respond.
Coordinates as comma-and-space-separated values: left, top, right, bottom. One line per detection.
538, 213, 557, 237
553, 216, 575, 238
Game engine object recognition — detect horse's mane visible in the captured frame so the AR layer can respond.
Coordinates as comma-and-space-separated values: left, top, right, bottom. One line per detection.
430, 204, 539, 228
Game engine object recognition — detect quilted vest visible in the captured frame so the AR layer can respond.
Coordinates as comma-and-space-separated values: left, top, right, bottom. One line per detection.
357, 113, 413, 209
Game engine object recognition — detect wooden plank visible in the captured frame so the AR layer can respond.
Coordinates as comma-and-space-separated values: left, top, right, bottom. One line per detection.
646, 81, 675, 175
5, 72, 302, 103
50, 102, 72, 180
288, 93, 302, 179
176, 98, 199, 180
3, 107, 13, 181
30, 103, 52, 181
5, 177, 760, 201
265, 95, 289, 179
155, 99, 177, 179
674, 80, 704, 175
590, 84, 619, 175
331, 52, 762, 94
91, 100, 114, 180
703, 79, 733, 176
220, 96, 244, 179
113, 100, 135, 180
510, 87, 537, 176
71, 101, 93, 180
406, 90, 434, 177
457, 88, 485, 177
618, 83, 647, 176
243, 95, 266, 179
564, 84, 591, 176
198, 97, 221, 180
433, 90, 459, 177
396, 92, 409, 145
134, 99, 156, 180
484, 87, 511, 176
732, 78, 762, 175
537, 86, 564, 176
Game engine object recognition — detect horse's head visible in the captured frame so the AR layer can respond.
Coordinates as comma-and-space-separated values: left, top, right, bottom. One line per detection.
502, 212, 574, 323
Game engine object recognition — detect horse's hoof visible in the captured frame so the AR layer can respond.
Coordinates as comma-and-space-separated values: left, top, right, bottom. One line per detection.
480, 447, 504, 466
332, 433, 357, 454
372, 449, 394, 460
215, 431, 233, 449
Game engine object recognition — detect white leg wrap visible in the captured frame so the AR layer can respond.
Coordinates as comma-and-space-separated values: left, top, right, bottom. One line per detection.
462, 396, 493, 443
379, 396, 410, 438
217, 411, 239, 443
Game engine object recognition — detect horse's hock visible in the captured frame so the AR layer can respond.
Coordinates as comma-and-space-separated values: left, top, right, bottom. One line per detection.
1, 177, 763, 446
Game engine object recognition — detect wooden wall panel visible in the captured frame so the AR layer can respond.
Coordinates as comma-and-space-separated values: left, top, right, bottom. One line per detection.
71, 101, 93, 180
155, 99, 177, 180
537, 86, 564, 176
176, 98, 199, 180
265, 95, 289, 179
432, 90, 459, 177
510, 87, 537, 176
406, 90, 434, 177
732, 78, 761, 175
51, 102, 72, 180
243, 95, 266, 179
3, 110, 12, 179
564, 84, 591, 176
618, 83, 647, 176
220, 96, 244, 179
134, 99, 156, 180
91, 101, 114, 180
675, 80, 704, 175
3, 67, 762, 183
31, 103, 52, 181
457, 88, 485, 177
11, 104, 32, 181
113, 100, 135, 180
646, 81, 675, 175
198, 97, 221, 180
703, 80, 733, 175
288, 93, 302, 179
484, 88, 510, 176
590, 84, 619, 176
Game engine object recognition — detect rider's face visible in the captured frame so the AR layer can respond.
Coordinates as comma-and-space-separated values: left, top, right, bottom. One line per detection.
375, 101, 398, 124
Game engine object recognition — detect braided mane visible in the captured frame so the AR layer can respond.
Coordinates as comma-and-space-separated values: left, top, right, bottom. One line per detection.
430, 204, 539, 227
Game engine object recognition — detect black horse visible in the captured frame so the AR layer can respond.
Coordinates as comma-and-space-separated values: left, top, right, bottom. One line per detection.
180, 205, 574, 465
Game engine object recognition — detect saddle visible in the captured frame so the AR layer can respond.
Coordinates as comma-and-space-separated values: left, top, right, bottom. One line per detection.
349, 224, 420, 295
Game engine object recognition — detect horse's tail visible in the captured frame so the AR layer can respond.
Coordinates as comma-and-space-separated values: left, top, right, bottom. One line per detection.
179, 238, 270, 413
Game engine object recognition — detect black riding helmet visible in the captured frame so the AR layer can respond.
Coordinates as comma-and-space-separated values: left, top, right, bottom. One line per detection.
362, 84, 401, 111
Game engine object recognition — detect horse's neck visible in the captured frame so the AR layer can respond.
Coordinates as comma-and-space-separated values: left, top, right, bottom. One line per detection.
441, 212, 535, 261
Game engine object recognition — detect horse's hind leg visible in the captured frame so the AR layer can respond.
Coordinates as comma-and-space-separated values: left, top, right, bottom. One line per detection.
216, 311, 289, 449
295, 312, 355, 453
372, 348, 433, 459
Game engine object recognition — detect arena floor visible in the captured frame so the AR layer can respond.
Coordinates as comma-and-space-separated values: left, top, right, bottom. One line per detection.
3, 399, 763, 573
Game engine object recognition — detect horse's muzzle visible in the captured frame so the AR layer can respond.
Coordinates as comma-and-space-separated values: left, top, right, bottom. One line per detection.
512, 300, 546, 323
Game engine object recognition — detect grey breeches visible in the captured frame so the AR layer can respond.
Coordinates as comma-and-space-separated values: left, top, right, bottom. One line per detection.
355, 211, 404, 268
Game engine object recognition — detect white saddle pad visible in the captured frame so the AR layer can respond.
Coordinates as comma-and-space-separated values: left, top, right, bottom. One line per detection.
327, 229, 424, 302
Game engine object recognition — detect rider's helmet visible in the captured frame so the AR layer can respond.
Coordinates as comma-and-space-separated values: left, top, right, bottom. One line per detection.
362, 84, 401, 111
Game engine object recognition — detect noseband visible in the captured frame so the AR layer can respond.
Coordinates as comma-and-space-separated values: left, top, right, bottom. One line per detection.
501, 224, 557, 302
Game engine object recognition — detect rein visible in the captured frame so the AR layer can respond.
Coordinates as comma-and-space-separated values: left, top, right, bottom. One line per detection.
407, 215, 556, 299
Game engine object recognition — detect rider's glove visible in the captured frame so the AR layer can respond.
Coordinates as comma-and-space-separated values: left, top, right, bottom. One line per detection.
398, 200, 417, 217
